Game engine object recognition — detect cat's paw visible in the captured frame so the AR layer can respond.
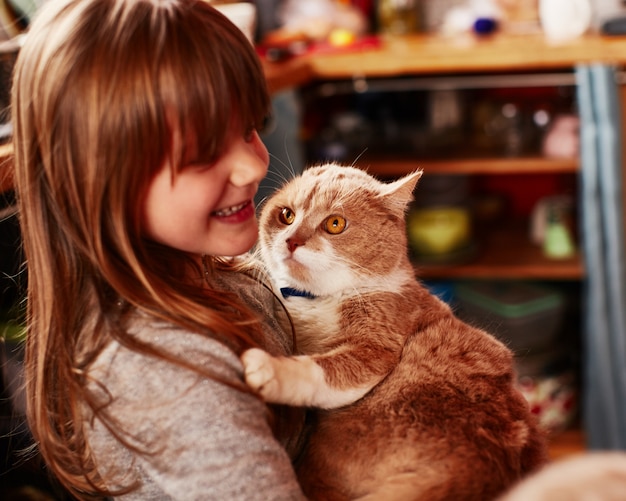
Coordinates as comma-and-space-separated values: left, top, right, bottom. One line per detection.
241, 348, 281, 401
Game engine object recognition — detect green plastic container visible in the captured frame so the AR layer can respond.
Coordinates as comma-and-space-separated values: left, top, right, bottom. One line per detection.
455, 281, 565, 353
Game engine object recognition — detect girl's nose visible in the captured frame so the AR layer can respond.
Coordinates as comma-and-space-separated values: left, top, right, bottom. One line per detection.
229, 134, 269, 187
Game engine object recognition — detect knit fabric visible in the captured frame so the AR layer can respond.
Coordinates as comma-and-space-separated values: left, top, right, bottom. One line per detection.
84, 269, 306, 500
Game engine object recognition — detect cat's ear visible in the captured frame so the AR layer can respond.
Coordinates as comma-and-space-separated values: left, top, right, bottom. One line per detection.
379, 170, 423, 212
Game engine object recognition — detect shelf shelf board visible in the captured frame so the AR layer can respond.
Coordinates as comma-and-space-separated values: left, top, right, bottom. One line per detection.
305, 33, 626, 79
548, 427, 586, 461
366, 156, 579, 177
413, 223, 584, 281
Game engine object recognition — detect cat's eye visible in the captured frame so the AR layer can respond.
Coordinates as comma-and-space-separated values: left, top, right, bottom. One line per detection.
279, 207, 295, 225
324, 215, 347, 234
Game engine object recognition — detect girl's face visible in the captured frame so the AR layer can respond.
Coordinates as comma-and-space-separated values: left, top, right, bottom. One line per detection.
142, 127, 269, 257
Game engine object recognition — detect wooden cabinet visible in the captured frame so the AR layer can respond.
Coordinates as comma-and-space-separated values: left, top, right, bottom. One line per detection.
272, 32, 626, 456
300, 73, 582, 280
299, 69, 585, 455
302, 72, 586, 457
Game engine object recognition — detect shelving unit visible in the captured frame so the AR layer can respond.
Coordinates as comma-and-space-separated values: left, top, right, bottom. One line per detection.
415, 220, 583, 281
365, 161, 584, 281
303, 59, 588, 464
287, 33, 609, 458
369, 156, 583, 281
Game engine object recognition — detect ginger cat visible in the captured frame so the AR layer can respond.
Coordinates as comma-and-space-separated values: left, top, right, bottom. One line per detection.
242, 163, 547, 500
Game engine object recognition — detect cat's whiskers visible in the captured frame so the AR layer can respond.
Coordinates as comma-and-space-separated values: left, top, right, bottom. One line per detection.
349, 148, 368, 169
257, 154, 297, 205
280, 136, 298, 180
256, 195, 269, 210
261, 168, 290, 193
345, 285, 367, 311
268, 152, 297, 184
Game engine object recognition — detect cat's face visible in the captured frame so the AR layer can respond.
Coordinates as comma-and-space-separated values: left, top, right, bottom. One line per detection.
258, 163, 421, 296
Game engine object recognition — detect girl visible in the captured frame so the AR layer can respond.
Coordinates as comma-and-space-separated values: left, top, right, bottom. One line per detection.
12, 0, 306, 499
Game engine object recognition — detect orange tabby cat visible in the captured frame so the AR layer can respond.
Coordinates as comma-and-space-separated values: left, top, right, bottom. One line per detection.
242, 163, 547, 500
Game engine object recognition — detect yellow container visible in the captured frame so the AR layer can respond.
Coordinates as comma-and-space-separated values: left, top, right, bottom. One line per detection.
407, 206, 471, 257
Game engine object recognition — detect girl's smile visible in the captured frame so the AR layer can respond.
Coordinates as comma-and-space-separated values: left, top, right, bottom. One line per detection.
212, 199, 255, 221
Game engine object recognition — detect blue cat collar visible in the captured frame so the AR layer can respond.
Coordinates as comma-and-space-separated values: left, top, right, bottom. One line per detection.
280, 287, 317, 299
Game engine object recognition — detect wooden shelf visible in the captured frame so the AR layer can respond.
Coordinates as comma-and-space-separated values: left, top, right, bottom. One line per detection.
263, 57, 313, 94
413, 222, 584, 281
366, 156, 579, 177
548, 427, 586, 461
305, 33, 626, 80
265, 32, 626, 90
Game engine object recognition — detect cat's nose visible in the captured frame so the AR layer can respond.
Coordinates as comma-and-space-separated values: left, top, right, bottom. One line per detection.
286, 237, 304, 253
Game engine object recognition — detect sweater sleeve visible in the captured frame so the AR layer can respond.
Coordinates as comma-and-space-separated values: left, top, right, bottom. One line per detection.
87, 327, 306, 501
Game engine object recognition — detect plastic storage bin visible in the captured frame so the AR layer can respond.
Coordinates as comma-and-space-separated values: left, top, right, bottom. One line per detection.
455, 281, 565, 353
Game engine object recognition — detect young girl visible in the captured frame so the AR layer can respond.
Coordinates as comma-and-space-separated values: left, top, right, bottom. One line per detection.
12, 0, 307, 499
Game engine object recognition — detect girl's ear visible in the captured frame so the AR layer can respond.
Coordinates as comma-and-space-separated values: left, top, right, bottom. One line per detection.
379, 170, 423, 212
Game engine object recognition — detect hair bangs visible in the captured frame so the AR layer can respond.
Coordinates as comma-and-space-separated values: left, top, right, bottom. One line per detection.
159, 2, 271, 170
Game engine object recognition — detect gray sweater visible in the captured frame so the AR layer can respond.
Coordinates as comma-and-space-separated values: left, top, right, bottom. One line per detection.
85, 270, 307, 500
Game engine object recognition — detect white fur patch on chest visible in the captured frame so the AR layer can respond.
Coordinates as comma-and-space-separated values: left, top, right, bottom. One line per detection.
285, 294, 342, 347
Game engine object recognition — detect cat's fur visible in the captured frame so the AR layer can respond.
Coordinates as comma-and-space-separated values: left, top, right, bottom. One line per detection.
242, 163, 547, 501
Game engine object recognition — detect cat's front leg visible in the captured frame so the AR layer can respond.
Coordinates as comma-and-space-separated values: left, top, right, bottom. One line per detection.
241, 348, 372, 408
241, 348, 326, 406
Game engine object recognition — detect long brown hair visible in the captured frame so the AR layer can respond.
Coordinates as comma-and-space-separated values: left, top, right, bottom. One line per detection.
12, 0, 271, 497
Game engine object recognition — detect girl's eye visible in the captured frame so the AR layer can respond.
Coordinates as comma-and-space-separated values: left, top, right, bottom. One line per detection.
261, 115, 273, 133
279, 207, 295, 225
324, 215, 347, 234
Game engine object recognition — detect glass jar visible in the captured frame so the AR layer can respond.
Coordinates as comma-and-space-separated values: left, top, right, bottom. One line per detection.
377, 0, 421, 35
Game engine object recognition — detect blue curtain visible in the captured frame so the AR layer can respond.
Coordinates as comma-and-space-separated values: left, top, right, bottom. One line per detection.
577, 64, 626, 449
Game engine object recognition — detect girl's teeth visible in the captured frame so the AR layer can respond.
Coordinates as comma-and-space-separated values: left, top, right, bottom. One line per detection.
214, 202, 247, 216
